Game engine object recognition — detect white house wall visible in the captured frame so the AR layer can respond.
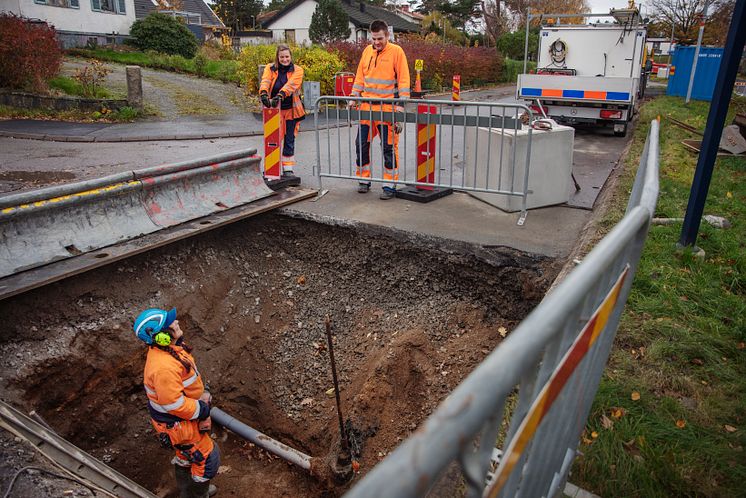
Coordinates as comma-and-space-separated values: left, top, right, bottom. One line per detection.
5, 0, 136, 35
268, 0, 363, 44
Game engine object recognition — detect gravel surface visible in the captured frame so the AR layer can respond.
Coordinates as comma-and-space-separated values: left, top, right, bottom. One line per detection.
0, 214, 557, 497
62, 59, 256, 120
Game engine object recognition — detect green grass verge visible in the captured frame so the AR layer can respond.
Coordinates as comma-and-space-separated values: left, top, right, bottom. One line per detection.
0, 104, 146, 123
572, 96, 746, 496
67, 48, 241, 84
48, 76, 112, 99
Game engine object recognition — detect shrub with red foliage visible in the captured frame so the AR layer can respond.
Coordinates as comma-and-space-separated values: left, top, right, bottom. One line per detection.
327, 36, 503, 90
0, 14, 62, 92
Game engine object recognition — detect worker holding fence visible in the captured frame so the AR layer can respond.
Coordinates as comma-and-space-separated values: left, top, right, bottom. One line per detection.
260, 44, 306, 176
135, 308, 220, 498
350, 19, 411, 200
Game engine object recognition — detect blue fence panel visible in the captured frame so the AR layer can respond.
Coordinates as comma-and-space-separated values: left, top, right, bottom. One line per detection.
667, 46, 724, 101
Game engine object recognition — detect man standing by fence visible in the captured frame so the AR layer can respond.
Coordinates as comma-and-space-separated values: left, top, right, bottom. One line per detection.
350, 19, 411, 200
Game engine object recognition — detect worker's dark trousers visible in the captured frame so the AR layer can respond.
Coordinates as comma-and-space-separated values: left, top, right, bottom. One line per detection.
355, 123, 396, 172
283, 118, 298, 157
174, 464, 211, 498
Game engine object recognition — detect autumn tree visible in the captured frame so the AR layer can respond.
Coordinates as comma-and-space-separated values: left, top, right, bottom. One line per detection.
421, 11, 469, 44
212, 0, 263, 32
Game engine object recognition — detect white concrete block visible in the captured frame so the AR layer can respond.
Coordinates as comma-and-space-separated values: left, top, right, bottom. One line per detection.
464, 123, 574, 212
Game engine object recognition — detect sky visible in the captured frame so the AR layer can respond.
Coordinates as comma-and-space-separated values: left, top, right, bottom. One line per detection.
588, 0, 655, 17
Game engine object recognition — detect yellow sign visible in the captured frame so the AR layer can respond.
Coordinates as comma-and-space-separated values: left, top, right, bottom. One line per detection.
414, 59, 424, 72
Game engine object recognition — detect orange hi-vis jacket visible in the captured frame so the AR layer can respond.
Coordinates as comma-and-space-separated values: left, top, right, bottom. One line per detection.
144, 345, 209, 424
259, 63, 306, 121
351, 42, 410, 108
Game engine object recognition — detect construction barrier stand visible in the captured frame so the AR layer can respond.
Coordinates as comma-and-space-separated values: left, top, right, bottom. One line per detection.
452, 75, 461, 101
416, 104, 437, 191
263, 107, 283, 180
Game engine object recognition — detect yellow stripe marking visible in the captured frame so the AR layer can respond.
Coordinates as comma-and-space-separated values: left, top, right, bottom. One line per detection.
418, 124, 435, 145
2, 181, 140, 215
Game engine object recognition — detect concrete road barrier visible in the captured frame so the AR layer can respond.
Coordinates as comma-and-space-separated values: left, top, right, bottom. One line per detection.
0, 149, 271, 278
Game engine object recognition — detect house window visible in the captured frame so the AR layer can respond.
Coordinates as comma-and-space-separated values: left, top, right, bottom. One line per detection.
91, 0, 126, 14
34, 0, 80, 8
284, 30, 295, 43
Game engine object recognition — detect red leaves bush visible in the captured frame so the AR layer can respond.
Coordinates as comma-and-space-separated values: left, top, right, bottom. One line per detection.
327, 35, 503, 90
0, 14, 62, 92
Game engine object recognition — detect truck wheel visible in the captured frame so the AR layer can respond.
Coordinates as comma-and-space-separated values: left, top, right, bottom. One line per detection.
613, 123, 628, 137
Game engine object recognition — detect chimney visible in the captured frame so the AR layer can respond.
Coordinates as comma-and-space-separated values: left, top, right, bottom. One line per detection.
359, 2, 365, 12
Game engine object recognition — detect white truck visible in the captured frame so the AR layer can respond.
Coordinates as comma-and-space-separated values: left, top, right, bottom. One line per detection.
517, 9, 647, 136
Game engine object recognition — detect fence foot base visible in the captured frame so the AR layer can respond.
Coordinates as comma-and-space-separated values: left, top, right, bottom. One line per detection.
395, 186, 453, 203
266, 175, 301, 191
517, 210, 528, 226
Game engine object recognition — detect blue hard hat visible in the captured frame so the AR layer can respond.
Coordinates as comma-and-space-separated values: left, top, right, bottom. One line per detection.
133, 308, 177, 345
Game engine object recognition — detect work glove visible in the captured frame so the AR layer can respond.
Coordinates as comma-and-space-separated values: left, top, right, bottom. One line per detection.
348, 100, 357, 109
199, 391, 212, 405
260, 93, 271, 108
271, 94, 282, 108
198, 416, 212, 433
394, 122, 403, 134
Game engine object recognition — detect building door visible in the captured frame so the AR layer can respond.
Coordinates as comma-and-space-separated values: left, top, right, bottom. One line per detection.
285, 30, 295, 44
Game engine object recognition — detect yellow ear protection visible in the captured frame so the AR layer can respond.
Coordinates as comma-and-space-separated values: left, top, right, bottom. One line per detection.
153, 329, 172, 346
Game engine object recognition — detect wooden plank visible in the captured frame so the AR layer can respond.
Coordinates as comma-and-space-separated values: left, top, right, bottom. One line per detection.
0, 188, 316, 301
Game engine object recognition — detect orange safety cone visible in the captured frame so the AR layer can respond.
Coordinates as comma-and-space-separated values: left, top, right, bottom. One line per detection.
413, 70, 422, 98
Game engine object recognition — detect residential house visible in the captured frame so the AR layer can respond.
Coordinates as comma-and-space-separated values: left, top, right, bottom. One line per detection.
2, 0, 136, 47
261, 0, 419, 45
392, 4, 423, 25
133, 0, 226, 42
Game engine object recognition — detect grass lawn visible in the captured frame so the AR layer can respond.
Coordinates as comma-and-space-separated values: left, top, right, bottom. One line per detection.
48, 76, 113, 99
572, 96, 746, 496
68, 48, 241, 85
0, 104, 145, 123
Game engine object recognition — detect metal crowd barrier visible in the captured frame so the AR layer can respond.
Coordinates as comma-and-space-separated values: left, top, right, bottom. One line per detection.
314, 96, 534, 224
345, 120, 660, 498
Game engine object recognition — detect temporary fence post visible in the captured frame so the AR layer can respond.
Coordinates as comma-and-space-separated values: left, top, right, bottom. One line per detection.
452, 75, 461, 101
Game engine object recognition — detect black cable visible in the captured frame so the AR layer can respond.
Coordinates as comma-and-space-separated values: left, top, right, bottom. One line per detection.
2, 466, 96, 498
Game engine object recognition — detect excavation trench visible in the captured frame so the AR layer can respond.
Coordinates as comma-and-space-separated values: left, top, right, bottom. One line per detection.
0, 213, 557, 497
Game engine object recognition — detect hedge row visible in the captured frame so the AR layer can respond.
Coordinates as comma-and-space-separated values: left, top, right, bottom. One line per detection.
327, 36, 504, 90
0, 14, 62, 92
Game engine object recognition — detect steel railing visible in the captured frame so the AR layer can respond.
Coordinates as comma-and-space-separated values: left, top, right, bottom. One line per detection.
314, 96, 535, 224
345, 119, 659, 498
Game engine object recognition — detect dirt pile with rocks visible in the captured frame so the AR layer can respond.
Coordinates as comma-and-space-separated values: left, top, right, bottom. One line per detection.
0, 214, 556, 497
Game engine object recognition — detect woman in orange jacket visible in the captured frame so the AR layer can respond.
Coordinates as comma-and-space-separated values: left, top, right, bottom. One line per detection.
135, 308, 219, 498
259, 44, 305, 176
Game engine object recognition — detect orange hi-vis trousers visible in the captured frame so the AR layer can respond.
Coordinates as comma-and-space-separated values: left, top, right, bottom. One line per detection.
152, 419, 220, 482
355, 122, 400, 182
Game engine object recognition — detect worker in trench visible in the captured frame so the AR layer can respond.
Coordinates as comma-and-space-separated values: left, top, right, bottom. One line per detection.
134, 308, 219, 498
350, 19, 410, 200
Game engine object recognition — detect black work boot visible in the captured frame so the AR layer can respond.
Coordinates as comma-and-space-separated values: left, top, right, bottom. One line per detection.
173, 464, 192, 498
189, 479, 212, 498
357, 182, 371, 193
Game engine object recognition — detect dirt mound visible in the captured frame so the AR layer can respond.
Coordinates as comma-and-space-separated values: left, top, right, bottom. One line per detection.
0, 214, 555, 497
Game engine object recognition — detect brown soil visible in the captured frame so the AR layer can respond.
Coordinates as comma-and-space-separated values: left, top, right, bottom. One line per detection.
0, 214, 556, 497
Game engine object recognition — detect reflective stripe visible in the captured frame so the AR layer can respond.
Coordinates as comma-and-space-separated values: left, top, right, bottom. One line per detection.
144, 385, 156, 395
352, 84, 363, 90
182, 372, 198, 388
149, 395, 186, 413
365, 77, 396, 85
398, 87, 411, 93
364, 87, 395, 95
172, 456, 191, 467
190, 401, 201, 420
